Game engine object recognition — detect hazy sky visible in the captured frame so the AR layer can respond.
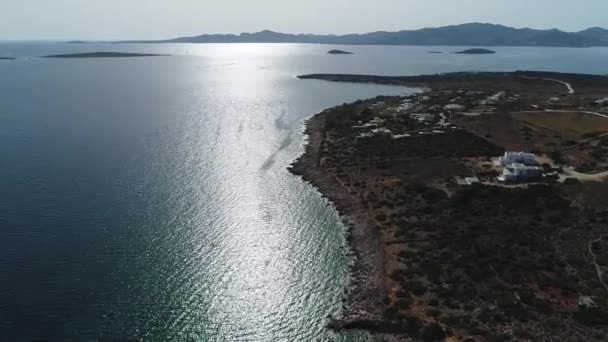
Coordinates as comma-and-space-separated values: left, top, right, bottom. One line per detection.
1, 0, 607, 40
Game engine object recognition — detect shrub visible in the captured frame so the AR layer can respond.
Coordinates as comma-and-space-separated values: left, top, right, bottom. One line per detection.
420, 323, 447, 342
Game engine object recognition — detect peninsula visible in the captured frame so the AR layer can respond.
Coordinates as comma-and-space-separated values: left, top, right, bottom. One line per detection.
291, 71, 608, 341
42, 52, 168, 58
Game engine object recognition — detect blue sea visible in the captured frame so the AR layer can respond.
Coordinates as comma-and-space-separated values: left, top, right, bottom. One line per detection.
0, 43, 607, 341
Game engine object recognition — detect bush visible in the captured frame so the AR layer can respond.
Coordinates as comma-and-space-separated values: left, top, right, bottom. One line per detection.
573, 307, 608, 326
420, 323, 446, 342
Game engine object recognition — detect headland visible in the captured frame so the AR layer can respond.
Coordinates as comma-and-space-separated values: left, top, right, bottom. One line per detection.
291, 71, 608, 341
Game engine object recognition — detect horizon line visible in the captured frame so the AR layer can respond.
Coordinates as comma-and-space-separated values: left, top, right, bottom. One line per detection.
2, 22, 607, 43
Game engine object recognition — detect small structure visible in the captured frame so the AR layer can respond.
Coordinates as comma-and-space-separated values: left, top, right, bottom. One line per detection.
356, 127, 393, 140
395, 100, 413, 114
498, 162, 543, 182
410, 112, 434, 123
485, 91, 506, 105
371, 128, 393, 136
578, 296, 598, 309
353, 117, 384, 129
444, 104, 465, 112
547, 97, 561, 104
455, 176, 480, 186
498, 151, 538, 166
595, 97, 608, 107
356, 132, 374, 140
465, 90, 483, 97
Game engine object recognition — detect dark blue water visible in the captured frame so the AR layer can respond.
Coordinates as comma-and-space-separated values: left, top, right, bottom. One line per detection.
0, 43, 606, 341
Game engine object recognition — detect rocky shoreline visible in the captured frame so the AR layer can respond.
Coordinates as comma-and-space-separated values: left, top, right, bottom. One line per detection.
288, 109, 391, 331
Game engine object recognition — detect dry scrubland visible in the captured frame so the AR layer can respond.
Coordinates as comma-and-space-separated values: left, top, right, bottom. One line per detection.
292, 71, 608, 341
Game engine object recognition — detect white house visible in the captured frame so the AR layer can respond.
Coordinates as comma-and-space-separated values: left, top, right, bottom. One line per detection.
595, 98, 608, 107
498, 151, 538, 166
371, 128, 393, 136
455, 176, 480, 186
485, 91, 506, 105
410, 112, 434, 122
498, 163, 543, 182
444, 104, 465, 112
353, 118, 384, 129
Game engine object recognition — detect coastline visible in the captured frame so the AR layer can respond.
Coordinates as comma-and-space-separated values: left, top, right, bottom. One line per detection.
289, 109, 413, 337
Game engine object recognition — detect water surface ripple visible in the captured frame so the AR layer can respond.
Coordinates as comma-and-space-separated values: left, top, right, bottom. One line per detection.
0, 43, 606, 341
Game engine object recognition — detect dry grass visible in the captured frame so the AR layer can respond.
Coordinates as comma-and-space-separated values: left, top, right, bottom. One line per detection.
512, 112, 608, 139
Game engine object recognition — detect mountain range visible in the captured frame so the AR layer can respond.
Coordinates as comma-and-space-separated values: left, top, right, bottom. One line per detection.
122, 23, 608, 47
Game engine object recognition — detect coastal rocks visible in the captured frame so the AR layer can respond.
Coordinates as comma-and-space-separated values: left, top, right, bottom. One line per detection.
288, 109, 387, 329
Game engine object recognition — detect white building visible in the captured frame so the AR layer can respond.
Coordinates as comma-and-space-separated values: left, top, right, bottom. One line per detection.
392, 133, 411, 139
356, 132, 374, 140
498, 163, 543, 182
485, 91, 506, 105
498, 151, 538, 166
444, 104, 465, 112
371, 128, 393, 136
353, 118, 384, 129
455, 176, 480, 186
595, 98, 608, 107
410, 112, 434, 122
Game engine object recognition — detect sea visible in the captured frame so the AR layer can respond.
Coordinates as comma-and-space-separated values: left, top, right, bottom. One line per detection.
0, 43, 607, 341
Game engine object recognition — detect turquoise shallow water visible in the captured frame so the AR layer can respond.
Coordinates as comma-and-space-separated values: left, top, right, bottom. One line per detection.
0, 43, 606, 341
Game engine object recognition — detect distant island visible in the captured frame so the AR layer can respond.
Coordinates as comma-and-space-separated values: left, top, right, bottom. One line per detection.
42, 52, 168, 58
454, 48, 496, 54
117, 23, 608, 47
328, 50, 354, 55
428, 51, 444, 54
0, 57, 16, 60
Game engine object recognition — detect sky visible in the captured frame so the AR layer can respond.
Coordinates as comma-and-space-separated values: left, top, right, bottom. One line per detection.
1, 0, 607, 40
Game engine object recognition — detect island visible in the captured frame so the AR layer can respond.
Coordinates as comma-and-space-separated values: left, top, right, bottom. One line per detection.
41, 52, 168, 58
328, 50, 354, 55
454, 48, 496, 54
428, 51, 444, 54
0, 57, 16, 60
292, 71, 608, 341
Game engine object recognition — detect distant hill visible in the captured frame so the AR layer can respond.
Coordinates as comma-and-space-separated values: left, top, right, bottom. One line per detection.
120, 23, 608, 47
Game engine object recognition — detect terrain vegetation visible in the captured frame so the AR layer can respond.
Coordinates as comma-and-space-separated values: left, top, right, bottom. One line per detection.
291, 71, 608, 341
